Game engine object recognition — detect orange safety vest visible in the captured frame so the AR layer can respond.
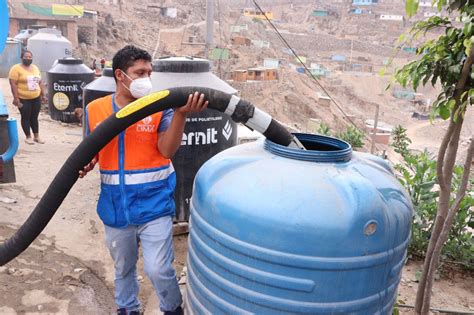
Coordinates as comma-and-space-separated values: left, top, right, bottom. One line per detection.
86, 94, 176, 227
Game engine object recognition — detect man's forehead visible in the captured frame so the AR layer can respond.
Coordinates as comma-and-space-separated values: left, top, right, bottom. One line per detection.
129, 60, 152, 71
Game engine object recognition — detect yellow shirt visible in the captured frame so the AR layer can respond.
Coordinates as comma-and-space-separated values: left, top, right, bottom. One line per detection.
8, 64, 42, 100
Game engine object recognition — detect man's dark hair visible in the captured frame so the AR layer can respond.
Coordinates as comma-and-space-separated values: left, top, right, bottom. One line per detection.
112, 45, 152, 81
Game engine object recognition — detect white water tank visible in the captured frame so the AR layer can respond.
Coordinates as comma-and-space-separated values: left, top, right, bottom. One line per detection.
27, 28, 73, 84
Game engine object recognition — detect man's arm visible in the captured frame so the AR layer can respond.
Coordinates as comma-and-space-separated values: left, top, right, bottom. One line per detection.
158, 92, 208, 159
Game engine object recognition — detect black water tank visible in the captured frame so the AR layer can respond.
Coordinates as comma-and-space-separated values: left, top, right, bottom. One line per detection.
82, 68, 116, 136
47, 58, 94, 123
83, 68, 116, 107
151, 57, 238, 221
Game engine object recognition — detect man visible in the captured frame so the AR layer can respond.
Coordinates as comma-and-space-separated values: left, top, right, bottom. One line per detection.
80, 45, 207, 315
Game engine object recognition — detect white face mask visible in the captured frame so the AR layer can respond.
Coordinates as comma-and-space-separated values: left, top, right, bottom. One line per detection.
121, 70, 153, 99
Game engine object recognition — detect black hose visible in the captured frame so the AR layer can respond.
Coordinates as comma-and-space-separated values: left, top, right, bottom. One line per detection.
0, 87, 293, 266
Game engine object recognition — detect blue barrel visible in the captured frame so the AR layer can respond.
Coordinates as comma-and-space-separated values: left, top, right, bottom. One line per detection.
0, 0, 8, 54
0, 90, 18, 183
186, 133, 412, 314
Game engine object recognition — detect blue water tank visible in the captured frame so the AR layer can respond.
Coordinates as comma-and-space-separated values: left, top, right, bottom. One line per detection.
185, 134, 412, 314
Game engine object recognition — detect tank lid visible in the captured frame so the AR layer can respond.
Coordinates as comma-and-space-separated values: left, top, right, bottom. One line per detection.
152, 56, 210, 73
37, 28, 62, 36
6, 38, 21, 44
265, 133, 352, 163
102, 68, 114, 77
151, 56, 236, 94
57, 58, 84, 65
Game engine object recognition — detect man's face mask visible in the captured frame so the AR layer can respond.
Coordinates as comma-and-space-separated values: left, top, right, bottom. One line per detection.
120, 70, 152, 99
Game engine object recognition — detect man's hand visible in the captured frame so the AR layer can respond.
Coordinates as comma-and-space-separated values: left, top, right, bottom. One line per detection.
175, 92, 208, 116
157, 92, 209, 158
79, 157, 98, 178
41, 95, 48, 104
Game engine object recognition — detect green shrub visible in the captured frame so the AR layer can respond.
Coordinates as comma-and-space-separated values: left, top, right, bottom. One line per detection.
392, 126, 473, 268
337, 126, 365, 149
317, 122, 331, 136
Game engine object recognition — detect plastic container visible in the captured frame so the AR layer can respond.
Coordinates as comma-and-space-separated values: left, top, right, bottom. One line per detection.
82, 68, 116, 135
0, 39, 22, 78
27, 28, 73, 83
47, 58, 94, 123
186, 133, 412, 314
151, 56, 238, 221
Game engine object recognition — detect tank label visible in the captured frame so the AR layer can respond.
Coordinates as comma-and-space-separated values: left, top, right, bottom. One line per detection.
52, 92, 70, 110
222, 120, 233, 140
181, 128, 218, 145
53, 82, 79, 92
49, 78, 90, 114
180, 117, 235, 145
116, 90, 170, 119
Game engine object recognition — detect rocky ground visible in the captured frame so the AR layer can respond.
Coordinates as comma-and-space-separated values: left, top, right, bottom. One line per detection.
0, 78, 188, 314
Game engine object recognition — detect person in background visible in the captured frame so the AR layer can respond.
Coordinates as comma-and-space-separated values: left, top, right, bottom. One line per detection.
80, 45, 207, 315
91, 58, 101, 77
100, 58, 106, 70
8, 50, 47, 144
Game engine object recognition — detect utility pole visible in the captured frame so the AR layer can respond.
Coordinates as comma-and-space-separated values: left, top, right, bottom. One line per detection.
370, 104, 380, 154
205, 0, 214, 59
349, 39, 353, 66
152, 15, 161, 59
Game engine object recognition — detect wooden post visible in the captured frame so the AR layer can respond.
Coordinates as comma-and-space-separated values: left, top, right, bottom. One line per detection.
205, 0, 214, 59
370, 104, 380, 154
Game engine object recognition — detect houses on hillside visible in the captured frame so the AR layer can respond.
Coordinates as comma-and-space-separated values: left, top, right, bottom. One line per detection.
242, 8, 273, 20
352, 0, 378, 5
231, 68, 278, 82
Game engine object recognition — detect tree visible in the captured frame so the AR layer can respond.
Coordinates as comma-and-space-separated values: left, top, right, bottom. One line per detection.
395, 1, 474, 313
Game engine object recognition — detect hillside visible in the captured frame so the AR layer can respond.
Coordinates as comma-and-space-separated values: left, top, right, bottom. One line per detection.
71, 0, 472, 158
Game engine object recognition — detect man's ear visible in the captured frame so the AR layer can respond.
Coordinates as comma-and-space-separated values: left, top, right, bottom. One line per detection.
115, 69, 125, 82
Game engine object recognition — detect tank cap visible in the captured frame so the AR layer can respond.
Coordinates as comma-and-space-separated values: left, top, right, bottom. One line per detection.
265, 133, 352, 163
152, 56, 210, 73
57, 58, 83, 65
102, 68, 114, 77
37, 28, 62, 36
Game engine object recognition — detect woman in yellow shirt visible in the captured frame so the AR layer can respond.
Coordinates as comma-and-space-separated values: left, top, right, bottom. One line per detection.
9, 50, 47, 144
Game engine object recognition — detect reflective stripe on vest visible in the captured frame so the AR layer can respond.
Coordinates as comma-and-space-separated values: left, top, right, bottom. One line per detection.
101, 164, 175, 185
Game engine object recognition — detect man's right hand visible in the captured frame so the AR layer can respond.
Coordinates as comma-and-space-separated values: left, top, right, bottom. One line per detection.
79, 157, 98, 178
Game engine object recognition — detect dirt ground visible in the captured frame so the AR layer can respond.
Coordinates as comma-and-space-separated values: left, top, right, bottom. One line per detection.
0, 77, 473, 313
0, 78, 188, 314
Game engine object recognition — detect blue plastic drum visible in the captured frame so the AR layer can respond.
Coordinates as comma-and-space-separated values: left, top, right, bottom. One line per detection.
186, 133, 412, 314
